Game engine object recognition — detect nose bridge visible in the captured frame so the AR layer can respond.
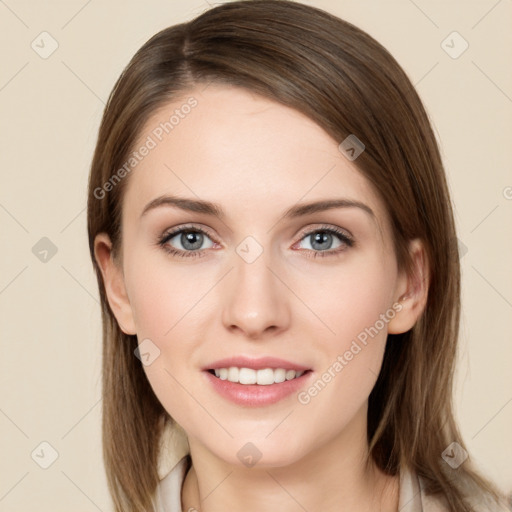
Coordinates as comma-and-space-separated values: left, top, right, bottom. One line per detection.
221, 235, 290, 337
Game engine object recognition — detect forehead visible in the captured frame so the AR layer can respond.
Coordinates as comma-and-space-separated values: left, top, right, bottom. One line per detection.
123, 84, 387, 228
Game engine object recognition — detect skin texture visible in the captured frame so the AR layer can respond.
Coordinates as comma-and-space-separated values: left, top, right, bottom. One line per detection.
94, 84, 429, 512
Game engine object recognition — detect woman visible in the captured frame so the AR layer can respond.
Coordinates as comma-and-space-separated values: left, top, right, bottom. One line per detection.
87, 1, 510, 511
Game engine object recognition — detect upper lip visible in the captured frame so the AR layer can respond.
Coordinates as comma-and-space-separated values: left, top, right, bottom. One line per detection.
203, 356, 311, 372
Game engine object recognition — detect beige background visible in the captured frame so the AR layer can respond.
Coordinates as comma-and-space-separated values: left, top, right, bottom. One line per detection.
1, 0, 511, 510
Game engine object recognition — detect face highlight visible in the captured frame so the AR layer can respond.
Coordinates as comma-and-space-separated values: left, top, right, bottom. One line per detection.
105, 84, 410, 468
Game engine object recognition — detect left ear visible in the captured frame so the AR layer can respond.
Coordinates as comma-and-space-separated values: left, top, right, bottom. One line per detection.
387, 238, 430, 335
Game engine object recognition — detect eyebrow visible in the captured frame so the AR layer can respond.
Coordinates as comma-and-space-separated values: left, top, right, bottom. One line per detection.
140, 194, 375, 221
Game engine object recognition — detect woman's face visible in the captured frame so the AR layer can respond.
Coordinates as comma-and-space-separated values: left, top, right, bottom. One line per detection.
100, 84, 414, 468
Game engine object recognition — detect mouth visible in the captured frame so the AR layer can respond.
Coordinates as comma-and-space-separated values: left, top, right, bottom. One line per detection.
201, 356, 313, 406
206, 367, 312, 385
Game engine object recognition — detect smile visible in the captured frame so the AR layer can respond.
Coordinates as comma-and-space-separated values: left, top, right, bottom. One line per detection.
208, 367, 307, 385
203, 368, 313, 407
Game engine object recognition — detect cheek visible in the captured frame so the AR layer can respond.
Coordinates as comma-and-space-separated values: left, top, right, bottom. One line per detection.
301, 254, 396, 409
123, 249, 216, 409
125, 250, 208, 337
310, 251, 397, 345
125, 259, 199, 426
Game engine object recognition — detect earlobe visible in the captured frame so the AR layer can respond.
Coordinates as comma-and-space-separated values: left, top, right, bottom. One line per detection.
387, 238, 429, 335
93, 233, 137, 335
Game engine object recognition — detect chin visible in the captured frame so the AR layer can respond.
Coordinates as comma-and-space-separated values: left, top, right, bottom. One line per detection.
203, 435, 308, 470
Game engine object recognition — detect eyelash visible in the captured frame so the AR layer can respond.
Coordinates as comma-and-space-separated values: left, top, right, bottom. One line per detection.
156, 224, 354, 259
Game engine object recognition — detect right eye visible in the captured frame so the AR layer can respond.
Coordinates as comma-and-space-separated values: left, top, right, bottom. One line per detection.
157, 225, 217, 258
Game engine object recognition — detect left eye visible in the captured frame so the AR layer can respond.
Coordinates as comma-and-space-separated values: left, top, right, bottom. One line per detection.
162, 229, 215, 252
295, 229, 351, 252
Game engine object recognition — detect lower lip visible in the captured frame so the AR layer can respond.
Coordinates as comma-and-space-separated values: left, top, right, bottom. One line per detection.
203, 370, 313, 407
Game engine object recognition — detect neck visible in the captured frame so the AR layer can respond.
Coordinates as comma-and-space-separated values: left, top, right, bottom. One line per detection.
180, 405, 399, 512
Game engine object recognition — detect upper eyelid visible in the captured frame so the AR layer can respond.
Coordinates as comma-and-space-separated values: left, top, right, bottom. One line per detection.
162, 223, 218, 241
300, 224, 353, 239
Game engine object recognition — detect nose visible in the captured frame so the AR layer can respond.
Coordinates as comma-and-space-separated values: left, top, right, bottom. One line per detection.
221, 245, 291, 339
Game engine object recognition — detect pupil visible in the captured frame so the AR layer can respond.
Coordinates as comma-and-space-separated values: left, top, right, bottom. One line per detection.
182, 231, 203, 250
312, 232, 331, 250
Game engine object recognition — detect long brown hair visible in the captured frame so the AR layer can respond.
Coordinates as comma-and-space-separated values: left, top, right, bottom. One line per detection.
87, 1, 508, 510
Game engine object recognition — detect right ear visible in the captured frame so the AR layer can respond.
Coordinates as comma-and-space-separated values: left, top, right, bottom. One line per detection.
93, 233, 137, 335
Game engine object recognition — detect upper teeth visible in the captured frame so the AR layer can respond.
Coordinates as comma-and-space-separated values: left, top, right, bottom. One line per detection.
213, 367, 305, 385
